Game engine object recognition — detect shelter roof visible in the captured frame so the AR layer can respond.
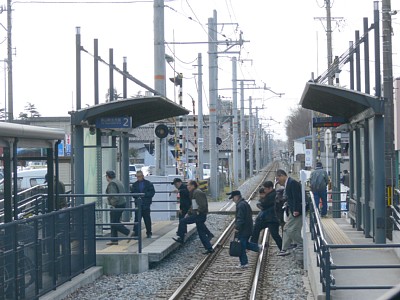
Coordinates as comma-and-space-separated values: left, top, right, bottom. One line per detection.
300, 82, 384, 121
70, 96, 190, 128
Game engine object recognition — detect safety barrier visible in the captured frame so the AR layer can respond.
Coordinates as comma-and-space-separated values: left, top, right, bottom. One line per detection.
0, 203, 96, 300
310, 200, 400, 300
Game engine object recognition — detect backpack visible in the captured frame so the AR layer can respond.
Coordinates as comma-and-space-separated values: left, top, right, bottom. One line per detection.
275, 188, 286, 225
310, 169, 328, 191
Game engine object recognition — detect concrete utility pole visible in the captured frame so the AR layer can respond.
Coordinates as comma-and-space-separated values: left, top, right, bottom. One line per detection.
232, 57, 239, 186
382, 0, 395, 199
154, 0, 167, 176
6, 0, 13, 121
255, 108, 260, 173
196, 53, 204, 180
248, 96, 253, 177
240, 81, 246, 182
326, 0, 333, 86
208, 10, 218, 199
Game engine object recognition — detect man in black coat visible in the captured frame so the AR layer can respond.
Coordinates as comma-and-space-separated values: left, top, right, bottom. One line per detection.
229, 190, 260, 268
250, 182, 282, 251
171, 178, 191, 220
130, 170, 155, 238
275, 169, 303, 256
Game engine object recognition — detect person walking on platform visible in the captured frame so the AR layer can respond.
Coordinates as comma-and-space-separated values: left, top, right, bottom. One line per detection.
275, 169, 303, 256
131, 170, 155, 238
172, 180, 214, 254
310, 161, 329, 217
171, 178, 191, 221
229, 190, 261, 268
105, 170, 132, 245
250, 183, 283, 251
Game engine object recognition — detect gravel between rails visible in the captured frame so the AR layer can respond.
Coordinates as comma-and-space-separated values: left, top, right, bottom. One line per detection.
63, 172, 313, 300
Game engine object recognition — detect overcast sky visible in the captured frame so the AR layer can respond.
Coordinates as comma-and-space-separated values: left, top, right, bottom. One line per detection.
0, 0, 399, 140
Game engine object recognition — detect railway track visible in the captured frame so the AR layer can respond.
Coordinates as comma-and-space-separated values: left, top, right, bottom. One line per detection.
168, 162, 279, 300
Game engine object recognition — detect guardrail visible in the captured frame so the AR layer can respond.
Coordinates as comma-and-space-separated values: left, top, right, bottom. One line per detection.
0, 203, 96, 300
309, 199, 400, 300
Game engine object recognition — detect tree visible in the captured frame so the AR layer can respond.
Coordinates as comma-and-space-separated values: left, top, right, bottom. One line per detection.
105, 88, 121, 102
19, 102, 41, 119
285, 107, 312, 151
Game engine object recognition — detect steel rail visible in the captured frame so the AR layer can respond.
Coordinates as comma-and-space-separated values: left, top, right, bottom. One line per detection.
168, 162, 279, 300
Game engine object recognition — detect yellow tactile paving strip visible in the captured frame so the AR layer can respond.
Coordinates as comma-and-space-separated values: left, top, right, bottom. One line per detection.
322, 218, 353, 245
98, 221, 172, 253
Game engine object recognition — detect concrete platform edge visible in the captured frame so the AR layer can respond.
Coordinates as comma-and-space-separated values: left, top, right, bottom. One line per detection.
306, 231, 326, 300
40, 266, 103, 300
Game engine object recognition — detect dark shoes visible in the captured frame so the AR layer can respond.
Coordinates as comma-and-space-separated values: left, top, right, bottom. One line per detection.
203, 248, 215, 255
106, 241, 118, 246
172, 237, 184, 244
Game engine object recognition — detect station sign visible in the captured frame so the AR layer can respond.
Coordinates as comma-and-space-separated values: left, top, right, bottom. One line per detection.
95, 116, 132, 129
312, 116, 347, 128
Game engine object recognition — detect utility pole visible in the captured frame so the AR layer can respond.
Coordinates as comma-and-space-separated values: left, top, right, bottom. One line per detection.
154, 0, 167, 175
240, 81, 246, 182
326, 0, 333, 86
382, 0, 395, 203
248, 96, 253, 177
208, 11, 218, 199
196, 53, 204, 180
6, 0, 12, 121
232, 57, 239, 186
255, 108, 260, 173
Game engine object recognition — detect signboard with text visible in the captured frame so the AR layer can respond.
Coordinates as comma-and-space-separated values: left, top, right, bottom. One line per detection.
95, 116, 132, 129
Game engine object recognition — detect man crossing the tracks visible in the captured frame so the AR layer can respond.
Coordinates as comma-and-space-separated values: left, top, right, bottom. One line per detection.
250, 182, 282, 251
275, 169, 303, 256
172, 180, 214, 254
171, 178, 191, 221
229, 190, 261, 268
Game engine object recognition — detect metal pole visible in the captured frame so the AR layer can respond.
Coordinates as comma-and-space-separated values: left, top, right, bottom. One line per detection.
363, 18, 370, 94
94, 39, 99, 105
232, 57, 239, 186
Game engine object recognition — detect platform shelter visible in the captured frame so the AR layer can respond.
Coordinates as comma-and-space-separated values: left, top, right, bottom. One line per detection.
300, 82, 386, 243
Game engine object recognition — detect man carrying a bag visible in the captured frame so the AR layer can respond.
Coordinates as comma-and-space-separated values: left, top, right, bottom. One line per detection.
229, 190, 261, 268
105, 170, 132, 245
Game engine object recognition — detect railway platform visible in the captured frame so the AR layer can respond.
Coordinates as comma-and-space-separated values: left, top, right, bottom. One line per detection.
41, 200, 231, 300
306, 213, 400, 300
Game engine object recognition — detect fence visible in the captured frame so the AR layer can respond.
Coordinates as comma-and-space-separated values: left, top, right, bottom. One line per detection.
309, 199, 400, 300
0, 203, 96, 300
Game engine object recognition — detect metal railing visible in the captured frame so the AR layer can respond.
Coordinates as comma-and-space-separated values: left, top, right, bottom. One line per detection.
309, 199, 400, 300
0, 203, 96, 300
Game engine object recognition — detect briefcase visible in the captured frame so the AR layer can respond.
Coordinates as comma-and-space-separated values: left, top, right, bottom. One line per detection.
229, 239, 242, 257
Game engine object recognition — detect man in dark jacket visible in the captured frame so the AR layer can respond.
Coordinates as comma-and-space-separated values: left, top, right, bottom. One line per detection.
171, 178, 191, 220
310, 161, 329, 217
172, 180, 214, 254
250, 182, 282, 251
229, 190, 260, 268
105, 170, 132, 245
276, 169, 303, 256
130, 170, 155, 238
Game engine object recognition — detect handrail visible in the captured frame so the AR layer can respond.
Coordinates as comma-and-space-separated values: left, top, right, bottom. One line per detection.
310, 198, 400, 300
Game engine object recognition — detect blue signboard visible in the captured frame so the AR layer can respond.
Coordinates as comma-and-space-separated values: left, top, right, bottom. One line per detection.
58, 140, 65, 157
95, 116, 132, 129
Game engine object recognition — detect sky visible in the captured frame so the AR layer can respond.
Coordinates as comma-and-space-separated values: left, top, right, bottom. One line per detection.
0, 0, 399, 140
